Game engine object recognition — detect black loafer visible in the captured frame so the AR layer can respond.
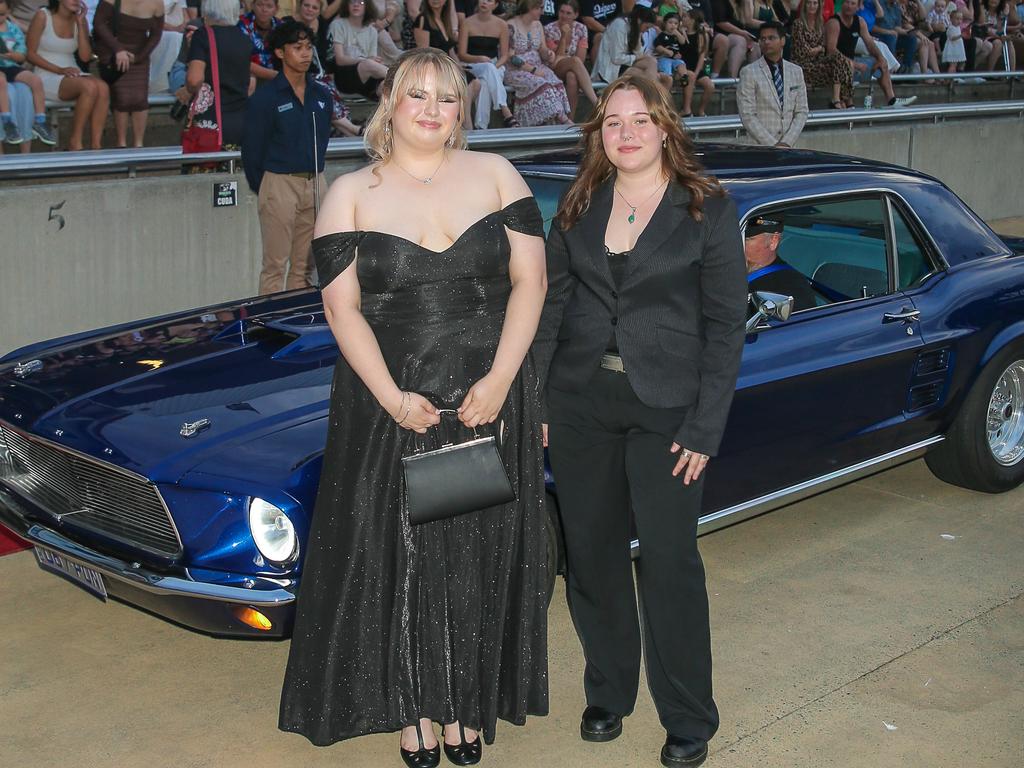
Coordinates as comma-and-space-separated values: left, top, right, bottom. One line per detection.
400, 722, 440, 768
580, 705, 622, 742
442, 722, 482, 766
660, 735, 708, 767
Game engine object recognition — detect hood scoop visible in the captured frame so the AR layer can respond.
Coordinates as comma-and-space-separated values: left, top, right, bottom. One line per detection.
213, 312, 335, 360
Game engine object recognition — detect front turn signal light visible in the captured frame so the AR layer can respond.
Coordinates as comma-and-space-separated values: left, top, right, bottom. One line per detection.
234, 606, 273, 631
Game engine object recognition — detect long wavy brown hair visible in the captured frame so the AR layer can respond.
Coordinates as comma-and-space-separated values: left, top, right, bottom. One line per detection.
556, 75, 723, 229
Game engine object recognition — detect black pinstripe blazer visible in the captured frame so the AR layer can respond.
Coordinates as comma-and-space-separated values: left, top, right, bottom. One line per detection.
532, 177, 747, 456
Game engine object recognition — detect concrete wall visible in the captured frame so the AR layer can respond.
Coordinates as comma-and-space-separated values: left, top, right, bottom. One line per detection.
2, 115, 1022, 356
786, 117, 1024, 222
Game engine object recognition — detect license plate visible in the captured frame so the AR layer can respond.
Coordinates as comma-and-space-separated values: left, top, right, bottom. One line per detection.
34, 546, 108, 601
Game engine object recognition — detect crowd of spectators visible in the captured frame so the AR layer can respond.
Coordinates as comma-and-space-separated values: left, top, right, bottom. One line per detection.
0, 0, 1021, 152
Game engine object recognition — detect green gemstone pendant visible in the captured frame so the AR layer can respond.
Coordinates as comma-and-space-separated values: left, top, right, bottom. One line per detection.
627, 209, 636, 224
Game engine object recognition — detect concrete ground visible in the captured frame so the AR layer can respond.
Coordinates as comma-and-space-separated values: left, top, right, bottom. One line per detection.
2, 455, 1022, 768
2, 218, 1022, 768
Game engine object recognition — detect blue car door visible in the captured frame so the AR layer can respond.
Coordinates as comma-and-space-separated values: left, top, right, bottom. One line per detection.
702, 193, 930, 517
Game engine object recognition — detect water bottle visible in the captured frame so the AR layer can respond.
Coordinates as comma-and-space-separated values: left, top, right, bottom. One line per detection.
863, 92, 873, 109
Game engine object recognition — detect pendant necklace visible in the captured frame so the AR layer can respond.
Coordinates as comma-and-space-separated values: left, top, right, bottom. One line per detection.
614, 179, 668, 224
393, 154, 446, 185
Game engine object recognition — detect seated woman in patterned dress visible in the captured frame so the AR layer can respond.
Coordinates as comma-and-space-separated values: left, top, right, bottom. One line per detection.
792, 0, 853, 107
504, 0, 572, 126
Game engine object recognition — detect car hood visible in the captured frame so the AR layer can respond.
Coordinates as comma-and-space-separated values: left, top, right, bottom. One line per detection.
0, 298, 340, 483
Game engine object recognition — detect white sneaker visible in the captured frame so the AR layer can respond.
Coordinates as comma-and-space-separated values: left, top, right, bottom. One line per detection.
910, 63, 922, 74
890, 95, 918, 107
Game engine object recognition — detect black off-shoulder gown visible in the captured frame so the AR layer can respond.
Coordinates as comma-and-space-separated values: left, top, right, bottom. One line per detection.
279, 197, 549, 746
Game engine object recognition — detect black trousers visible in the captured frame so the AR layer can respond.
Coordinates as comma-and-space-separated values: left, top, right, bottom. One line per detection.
547, 368, 719, 740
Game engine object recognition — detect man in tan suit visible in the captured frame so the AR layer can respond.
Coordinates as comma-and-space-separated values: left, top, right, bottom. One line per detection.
737, 21, 808, 148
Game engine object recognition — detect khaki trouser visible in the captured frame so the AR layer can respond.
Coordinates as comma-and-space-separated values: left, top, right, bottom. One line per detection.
257, 170, 324, 295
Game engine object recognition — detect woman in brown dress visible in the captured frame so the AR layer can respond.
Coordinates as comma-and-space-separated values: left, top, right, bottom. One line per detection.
791, 0, 852, 107
92, 0, 163, 146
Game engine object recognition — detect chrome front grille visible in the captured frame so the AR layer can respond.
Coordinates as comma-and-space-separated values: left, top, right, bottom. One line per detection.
0, 423, 181, 556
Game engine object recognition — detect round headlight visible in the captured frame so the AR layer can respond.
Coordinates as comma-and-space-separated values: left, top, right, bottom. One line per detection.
248, 497, 298, 565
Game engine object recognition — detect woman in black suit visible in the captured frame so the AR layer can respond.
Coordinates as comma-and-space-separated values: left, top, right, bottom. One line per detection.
532, 75, 746, 767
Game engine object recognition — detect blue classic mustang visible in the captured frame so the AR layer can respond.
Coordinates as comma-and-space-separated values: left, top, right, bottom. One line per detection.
2, 146, 1023, 637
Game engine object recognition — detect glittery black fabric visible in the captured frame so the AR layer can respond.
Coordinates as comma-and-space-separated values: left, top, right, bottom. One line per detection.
279, 197, 549, 747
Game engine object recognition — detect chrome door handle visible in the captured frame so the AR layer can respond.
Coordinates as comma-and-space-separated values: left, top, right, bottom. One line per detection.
883, 309, 921, 323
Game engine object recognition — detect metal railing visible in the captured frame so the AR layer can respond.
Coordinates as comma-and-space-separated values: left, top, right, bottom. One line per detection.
695, 70, 1021, 114
3, 98, 1022, 181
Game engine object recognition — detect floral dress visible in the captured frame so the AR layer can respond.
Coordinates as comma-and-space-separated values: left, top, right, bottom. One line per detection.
503, 21, 570, 126
543, 19, 588, 58
238, 11, 281, 70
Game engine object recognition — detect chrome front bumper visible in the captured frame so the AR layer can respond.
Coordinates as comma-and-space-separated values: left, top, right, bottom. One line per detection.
0, 486, 296, 638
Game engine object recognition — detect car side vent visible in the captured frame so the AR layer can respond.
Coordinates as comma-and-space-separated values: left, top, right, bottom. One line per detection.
907, 382, 943, 412
916, 348, 950, 376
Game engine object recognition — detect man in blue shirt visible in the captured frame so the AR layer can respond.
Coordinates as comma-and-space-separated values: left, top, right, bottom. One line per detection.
871, 0, 918, 70
242, 20, 332, 296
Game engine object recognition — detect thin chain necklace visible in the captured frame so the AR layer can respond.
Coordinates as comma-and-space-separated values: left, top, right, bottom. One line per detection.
393, 153, 446, 185
614, 179, 668, 224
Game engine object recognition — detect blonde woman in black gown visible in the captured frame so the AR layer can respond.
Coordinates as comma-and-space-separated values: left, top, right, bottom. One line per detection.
279, 49, 549, 768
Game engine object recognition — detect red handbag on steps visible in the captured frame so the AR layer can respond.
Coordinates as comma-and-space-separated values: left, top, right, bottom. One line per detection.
181, 25, 223, 156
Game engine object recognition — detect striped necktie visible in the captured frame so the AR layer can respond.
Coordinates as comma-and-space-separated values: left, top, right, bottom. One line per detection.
771, 61, 784, 107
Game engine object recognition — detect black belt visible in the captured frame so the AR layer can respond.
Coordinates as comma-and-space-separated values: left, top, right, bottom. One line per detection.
286, 171, 316, 180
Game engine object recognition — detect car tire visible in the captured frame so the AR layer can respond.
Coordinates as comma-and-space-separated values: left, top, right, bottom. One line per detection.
926, 344, 1024, 493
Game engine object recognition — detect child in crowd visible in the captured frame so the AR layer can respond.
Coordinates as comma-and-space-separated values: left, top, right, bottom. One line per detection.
0, 0, 56, 145
653, 11, 688, 78
942, 7, 966, 70
926, 0, 949, 57
927, 0, 950, 30
678, 9, 715, 116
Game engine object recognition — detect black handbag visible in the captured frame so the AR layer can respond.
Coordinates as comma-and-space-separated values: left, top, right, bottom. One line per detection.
96, 0, 124, 85
402, 410, 515, 525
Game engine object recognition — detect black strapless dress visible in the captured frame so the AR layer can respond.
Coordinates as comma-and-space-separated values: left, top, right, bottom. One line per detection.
279, 197, 549, 747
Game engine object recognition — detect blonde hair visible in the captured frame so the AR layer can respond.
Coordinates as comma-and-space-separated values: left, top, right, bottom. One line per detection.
556, 75, 723, 229
363, 49, 470, 171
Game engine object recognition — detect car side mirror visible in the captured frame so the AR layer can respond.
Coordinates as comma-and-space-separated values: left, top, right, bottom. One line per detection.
745, 291, 794, 333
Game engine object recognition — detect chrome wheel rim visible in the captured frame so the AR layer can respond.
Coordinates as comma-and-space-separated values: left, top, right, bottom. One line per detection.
986, 360, 1024, 466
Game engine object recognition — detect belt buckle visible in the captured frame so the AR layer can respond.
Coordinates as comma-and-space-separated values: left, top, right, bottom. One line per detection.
600, 354, 625, 373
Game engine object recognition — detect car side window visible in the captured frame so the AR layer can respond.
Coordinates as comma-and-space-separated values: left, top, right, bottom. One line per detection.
889, 201, 935, 290
751, 196, 891, 309
523, 175, 565, 235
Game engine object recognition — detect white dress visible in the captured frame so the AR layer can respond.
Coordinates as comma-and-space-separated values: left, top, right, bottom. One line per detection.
942, 24, 966, 63
148, 0, 186, 92
35, 9, 80, 102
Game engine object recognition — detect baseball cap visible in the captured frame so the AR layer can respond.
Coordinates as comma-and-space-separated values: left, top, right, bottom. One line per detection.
745, 214, 784, 237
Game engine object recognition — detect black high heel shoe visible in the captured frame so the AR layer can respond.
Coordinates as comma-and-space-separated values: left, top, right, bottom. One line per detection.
400, 722, 440, 768
443, 723, 482, 766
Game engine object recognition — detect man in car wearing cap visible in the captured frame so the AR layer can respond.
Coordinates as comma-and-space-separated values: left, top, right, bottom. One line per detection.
744, 214, 819, 312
